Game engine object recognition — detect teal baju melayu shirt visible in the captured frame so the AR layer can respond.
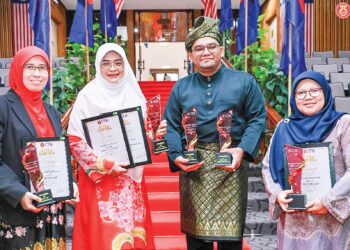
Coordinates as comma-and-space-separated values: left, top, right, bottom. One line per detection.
164, 65, 267, 170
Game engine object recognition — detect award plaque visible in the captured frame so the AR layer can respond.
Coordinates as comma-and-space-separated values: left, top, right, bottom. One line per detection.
215, 110, 233, 166
82, 106, 152, 169
284, 143, 336, 210
21, 137, 74, 207
182, 108, 199, 164
146, 95, 168, 154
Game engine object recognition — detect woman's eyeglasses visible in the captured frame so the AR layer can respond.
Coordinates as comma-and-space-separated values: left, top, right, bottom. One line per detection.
23, 64, 48, 74
295, 88, 323, 100
191, 44, 220, 55
101, 61, 124, 70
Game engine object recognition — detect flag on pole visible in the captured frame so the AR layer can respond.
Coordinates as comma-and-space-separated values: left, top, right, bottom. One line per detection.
219, 0, 233, 32
280, 0, 307, 79
304, 0, 314, 56
201, 0, 217, 19
11, 0, 34, 54
100, 0, 118, 39
69, 0, 94, 47
236, 0, 260, 54
114, 0, 124, 19
28, 0, 50, 57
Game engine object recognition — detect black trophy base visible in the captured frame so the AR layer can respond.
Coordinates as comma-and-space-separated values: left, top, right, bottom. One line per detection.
183, 150, 200, 164
34, 189, 55, 207
286, 194, 306, 210
215, 152, 232, 166
152, 139, 169, 154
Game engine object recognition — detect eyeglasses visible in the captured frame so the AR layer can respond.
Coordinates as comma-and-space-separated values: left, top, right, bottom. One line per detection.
295, 88, 323, 100
101, 61, 124, 70
191, 44, 220, 55
24, 64, 48, 74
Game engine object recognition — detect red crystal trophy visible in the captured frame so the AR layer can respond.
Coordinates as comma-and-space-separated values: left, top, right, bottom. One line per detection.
215, 110, 233, 166
182, 108, 199, 164
146, 95, 168, 153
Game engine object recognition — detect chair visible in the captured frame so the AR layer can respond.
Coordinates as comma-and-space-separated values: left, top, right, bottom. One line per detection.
0, 69, 10, 86
338, 51, 350, 58
312, 64, 338, 81
312, 51, 334, 63
329, 73, 350, 91
329, 83, 345, 97
334, 96, 350, 113
0, 58, 13, 69
343, 64, 350, 72
327, 57, 350, 72
0, 87, 10, 95
305, 57, 323, 70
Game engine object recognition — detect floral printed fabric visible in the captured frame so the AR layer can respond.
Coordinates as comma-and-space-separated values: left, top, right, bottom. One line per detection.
0, 202, 66, 250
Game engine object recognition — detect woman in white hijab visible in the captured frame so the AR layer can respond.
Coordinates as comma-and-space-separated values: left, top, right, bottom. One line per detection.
68, 43, 165, 250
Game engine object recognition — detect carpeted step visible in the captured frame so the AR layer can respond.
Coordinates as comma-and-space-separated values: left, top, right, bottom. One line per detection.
151, 211, 182, 236
248, 177, 266, 193
154, 235, 187, 250
148, 192, 180, 211
145, 176, 179, 192
248, 163, 262, 177
247, 192, 269, 212
144, 162, 173, 176
244, 211, 277, 236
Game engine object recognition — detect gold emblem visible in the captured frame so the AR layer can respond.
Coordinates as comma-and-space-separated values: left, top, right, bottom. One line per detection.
112, 233, 134, 250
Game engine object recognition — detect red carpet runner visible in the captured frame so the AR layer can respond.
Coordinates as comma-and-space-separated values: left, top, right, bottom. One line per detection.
140, 81, 251, 250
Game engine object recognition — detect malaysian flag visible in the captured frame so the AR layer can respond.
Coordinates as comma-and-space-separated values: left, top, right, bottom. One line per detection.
12, 0, 34, 54
304, 0, 314, 56
114, 0, 124, 18
201, 0, 217, 19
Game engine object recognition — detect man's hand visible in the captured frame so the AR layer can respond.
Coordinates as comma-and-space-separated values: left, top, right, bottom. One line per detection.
215, 147, 244, 172
108, 161, 129, 177
20, 192, 44, 213
174, 156, 204, 172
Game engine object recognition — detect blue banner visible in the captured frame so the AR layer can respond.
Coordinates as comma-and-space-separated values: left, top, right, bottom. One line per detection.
100, 0, 118, 39
236, 0, 260, 55
219, 0, 233, 32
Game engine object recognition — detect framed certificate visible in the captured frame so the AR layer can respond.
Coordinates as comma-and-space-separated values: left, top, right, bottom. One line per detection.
284, 142, 336, 207
82, 106, 152, 168
21, 137, 74, 206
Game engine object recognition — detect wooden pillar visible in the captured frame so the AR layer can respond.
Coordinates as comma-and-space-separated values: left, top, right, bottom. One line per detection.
0, 0, 13, 57
193, 9, 202, 20
126, 10, 136, 73
51, 0, 67, 57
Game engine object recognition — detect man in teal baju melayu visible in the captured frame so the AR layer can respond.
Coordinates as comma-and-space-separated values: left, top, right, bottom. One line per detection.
164, 16, 267, 250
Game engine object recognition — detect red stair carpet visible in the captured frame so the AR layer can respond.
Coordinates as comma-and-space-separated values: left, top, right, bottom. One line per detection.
140, 81, 251, 250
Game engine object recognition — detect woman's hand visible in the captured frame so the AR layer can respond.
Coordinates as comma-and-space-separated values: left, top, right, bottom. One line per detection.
174, 156, 204, 172
215, 147, 244, 173
108, 161, 129, 177
65, 182, 80, 205
306, 198, 328, 215
20, 192, 45, 213
155, 120, 167, 138
276, 190, 296, 213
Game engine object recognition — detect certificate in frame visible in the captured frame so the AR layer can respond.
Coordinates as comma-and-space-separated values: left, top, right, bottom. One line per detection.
22, 137, 74, 206
82, 106, 152, 168
284, 142, 336, 209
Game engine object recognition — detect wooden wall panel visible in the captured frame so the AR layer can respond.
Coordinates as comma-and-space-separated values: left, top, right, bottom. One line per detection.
314, 0, 350, 55
0, 0, 13, 57
51, 0, 67, 57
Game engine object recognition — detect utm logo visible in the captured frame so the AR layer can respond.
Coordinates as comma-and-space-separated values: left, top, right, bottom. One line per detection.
336, 2, 350, 19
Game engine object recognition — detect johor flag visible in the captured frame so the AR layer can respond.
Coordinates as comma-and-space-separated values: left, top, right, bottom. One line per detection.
28, 0, 50, 57
280, 0, 307, 78
236, 0, 260, 54
69, 0, 94, 47
100, 0, 118, 39
220, 0, 233, 32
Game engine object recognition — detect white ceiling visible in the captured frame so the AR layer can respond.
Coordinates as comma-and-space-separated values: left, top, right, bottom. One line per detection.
59, 0, 266, 11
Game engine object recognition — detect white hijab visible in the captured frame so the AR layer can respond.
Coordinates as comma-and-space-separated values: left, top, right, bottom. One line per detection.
68, 43, 146, 182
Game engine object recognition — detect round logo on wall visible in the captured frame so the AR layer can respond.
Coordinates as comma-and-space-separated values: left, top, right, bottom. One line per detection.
336, 2, 350, 19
